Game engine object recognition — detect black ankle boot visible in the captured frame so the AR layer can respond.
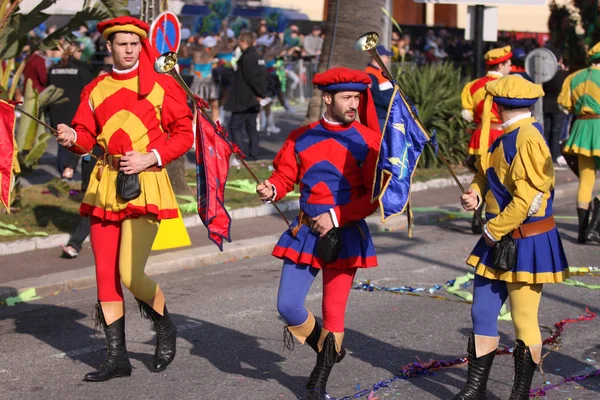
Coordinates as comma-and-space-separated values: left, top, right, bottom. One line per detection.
84, 302, 132, 382
283, 322, 346, 364
472, 204, 484, 234
306, 332, 340, 400
509, 340, 538, 400
577, 207, 591, 243
137, 300, 177, 372
453, 333, 496, 399
585, 198, 600, 243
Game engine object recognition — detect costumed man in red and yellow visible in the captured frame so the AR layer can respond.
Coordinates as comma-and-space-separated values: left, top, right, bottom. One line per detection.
55, 16, 193, 381
454, 75, 568, 400
256, 67, 381, 400
461, 46, 513, 234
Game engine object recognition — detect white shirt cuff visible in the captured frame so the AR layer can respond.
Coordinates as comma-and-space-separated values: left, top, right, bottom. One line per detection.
151, 149, 162, 167
69, 128, 77, 147
483, 224, 498, 243
265, 185, 277, 204
329, 208, 339, 228
475, 191, 482, 209
461, 109, 474, 122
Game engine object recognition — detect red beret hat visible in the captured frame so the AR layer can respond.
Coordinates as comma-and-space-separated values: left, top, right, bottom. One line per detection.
313, 67, 371, 92
97, 16, 149, 40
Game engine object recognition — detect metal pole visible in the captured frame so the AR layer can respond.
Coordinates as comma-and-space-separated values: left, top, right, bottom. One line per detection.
473, 5, 485, 78
381, 0, 393, 50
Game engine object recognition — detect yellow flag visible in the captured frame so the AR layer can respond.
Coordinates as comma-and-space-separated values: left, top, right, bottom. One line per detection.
151, 209, 192, 251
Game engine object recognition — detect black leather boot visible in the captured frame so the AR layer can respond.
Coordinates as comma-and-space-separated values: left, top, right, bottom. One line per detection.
304, 321, 346, 363
509, 340, 538, 400
577, 207, 590, 243
306, 332, 340, 400
137, 300, 177, 372
472, 204, 484, 234
453, 333, 496, 399
584, 198, 600, 243
84, 302, 132, 382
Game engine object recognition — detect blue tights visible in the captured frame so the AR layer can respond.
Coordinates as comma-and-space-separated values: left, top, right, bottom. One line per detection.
471, 274, 508, 337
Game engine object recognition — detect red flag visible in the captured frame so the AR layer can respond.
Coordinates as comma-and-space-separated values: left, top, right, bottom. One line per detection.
0, 99, 17, 212
195, 110, 236, 250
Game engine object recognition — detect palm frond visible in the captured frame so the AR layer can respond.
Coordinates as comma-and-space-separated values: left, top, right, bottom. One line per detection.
96, 0, 130, 18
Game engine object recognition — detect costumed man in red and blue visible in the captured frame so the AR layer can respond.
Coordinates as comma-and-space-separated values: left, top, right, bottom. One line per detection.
454, 75, 569, 400
365, 45, 394, 130
55, 16, 193, 381
461, 46, 512, 234
256, 67, 381, 400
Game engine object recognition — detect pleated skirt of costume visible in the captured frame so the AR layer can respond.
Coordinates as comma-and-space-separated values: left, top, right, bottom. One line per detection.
466, 218, 569, 284
467, 127, 505, 155
80, 163, 179, 222
564, 118, 600, 158
272, 217, 377, 270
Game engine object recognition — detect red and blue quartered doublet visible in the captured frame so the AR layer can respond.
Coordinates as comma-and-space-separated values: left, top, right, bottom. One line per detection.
270, 118, 381, 269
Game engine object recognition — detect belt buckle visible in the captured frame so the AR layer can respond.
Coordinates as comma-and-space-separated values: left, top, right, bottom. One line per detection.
518, 225, 526, 239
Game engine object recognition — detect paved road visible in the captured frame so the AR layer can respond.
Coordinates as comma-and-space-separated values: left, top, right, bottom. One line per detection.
0, 196, 598, 400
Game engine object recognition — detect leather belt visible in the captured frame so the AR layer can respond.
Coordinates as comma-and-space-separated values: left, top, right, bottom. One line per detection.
101, 153, 161, 172
512, 216, 555, 239
475, 122, 503, 131
292, 210, 364, 238
575, 114, 600, 120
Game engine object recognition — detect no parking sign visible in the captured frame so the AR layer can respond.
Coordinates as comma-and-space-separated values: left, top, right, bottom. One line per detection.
149, 12, 181, 54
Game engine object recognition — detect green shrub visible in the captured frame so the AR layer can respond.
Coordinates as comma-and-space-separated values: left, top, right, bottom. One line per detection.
394, 62, 472, 168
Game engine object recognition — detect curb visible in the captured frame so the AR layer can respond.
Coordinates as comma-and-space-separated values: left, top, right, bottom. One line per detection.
0, 174, 474, 257
0, 179, 583, 301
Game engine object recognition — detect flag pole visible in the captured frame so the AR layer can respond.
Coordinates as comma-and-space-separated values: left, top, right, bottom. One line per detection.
154, 52, 291, 228
13, 103, 99, 160
356, 32, 485, 226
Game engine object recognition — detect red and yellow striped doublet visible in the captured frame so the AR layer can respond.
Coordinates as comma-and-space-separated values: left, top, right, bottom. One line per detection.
71, 67, 193, 221
462, 72, 504, 155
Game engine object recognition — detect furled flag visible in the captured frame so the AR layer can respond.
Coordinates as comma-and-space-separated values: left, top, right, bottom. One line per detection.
195, 108, 237, 250
372, 86, 436, 226
0, 98, 19, 212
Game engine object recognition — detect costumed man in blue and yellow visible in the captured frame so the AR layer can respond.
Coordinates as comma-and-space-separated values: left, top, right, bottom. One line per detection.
454, 75, 569, 400
365, 45, 394, 131
461, 46, 513, 234
256, 67, 381, 400
55, 16, 193, 382
558, 42, 600, 244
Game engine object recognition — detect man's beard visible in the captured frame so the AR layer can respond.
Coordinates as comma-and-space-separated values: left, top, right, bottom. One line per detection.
331, 106, 357, 124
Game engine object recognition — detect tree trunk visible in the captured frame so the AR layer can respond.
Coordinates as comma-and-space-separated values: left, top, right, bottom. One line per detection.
305, 0, 386, 123
165, 156, 191, 195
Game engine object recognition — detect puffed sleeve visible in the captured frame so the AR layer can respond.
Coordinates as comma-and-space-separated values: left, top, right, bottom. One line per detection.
269, 134, 300, 201
558, 73, 575, 113
332, 132, 380, 226
486, 138, 554, 240
70, 86, 99, 154
461, 81, 475, 122
151, 78, 194, 166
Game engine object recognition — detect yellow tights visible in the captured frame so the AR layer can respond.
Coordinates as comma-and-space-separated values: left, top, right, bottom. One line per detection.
507, 282, 543, 346
577, 154, 598, 209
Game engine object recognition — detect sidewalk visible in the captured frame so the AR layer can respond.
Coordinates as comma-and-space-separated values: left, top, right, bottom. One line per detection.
0, 170, 585, 301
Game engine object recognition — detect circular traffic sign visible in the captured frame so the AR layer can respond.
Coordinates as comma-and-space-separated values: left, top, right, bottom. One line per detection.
525, 48, 557, 84
149, 11, 181, 54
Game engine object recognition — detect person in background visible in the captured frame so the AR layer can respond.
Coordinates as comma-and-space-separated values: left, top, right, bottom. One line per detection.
225, 32, 267, 161
303, 25, 323, 72
510, 48, 533, 82
22, 38, 48, 93
461, 46, 513, 234
365, 45, 394, 130
558, 42, 600, 244
48, 43, 94, 181
542, 53, 568, 169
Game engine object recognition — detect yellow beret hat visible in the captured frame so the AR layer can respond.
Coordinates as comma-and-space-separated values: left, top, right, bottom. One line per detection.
485, 45, 512, 65
485, 75, 544, 106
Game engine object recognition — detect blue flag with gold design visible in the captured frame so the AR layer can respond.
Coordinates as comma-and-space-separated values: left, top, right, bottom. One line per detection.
372, 87, 433, 222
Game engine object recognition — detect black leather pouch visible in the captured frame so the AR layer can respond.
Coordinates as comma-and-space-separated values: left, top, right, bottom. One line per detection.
492, 234, 517, 271
316, 228, 342, 264
117, 171, 141, 201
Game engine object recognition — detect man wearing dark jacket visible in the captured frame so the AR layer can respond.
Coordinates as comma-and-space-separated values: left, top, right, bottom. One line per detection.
225, 32, 267, 161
